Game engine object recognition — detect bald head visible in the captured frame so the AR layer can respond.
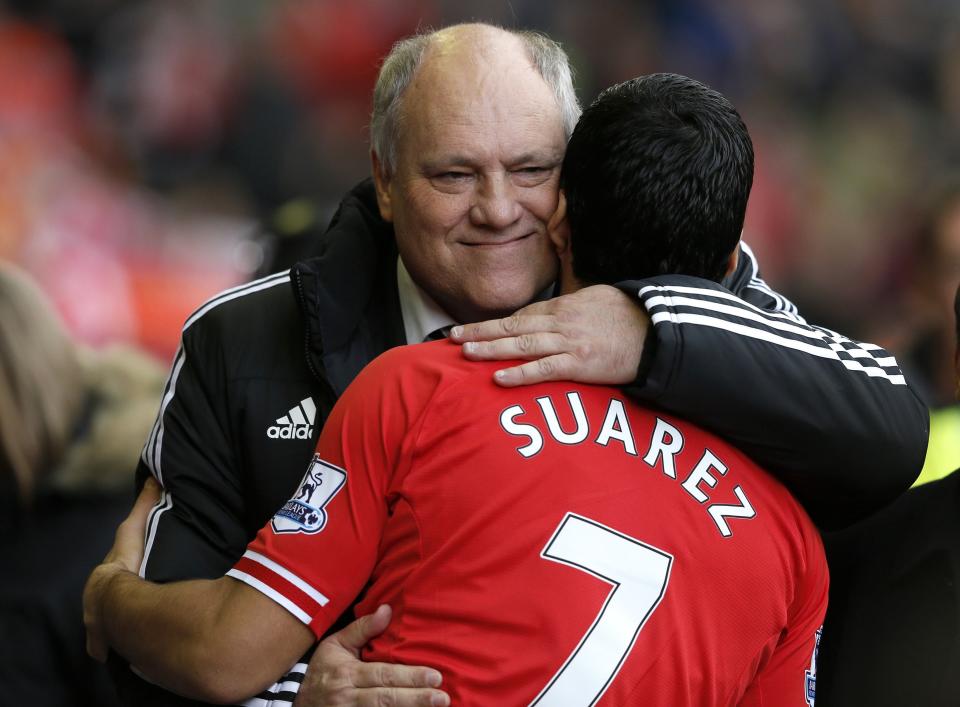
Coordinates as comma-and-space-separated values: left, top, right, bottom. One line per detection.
427, 22, 519, 56
370, 23, 580, 176
409, 24, 536, 110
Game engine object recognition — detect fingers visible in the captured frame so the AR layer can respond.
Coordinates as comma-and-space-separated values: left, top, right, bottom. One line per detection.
492, 354, 577, 387
85, 614, 108, 663
83, 563, 122, 663
462, 332, 567, 361
107, 476, 163, 572
141, 475, 162, 502
355, 688, 450, 707
122, 476, 163, 540
86, 478, 162, 658
86, 635, 107, 663
350, 663, 443, 690
298, 626, 448, 707
451, 314, 555, 343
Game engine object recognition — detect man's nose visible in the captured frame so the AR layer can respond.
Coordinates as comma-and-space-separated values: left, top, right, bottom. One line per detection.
469, 174, 523, 229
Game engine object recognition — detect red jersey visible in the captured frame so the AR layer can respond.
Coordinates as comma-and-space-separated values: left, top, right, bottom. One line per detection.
230, 340, 827, 706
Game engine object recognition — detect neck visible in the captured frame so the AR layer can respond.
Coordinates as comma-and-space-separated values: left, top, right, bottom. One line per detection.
557, 254, 585, 295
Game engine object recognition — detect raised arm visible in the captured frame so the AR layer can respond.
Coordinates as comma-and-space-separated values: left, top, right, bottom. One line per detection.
453, 242, 928, 529
618, 249, 927, 529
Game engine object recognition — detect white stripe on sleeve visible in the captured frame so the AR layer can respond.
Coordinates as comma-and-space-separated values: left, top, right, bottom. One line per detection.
648, 311, 906, 385
643, 295, 825, 340
226, 569, 313, 625
640, 284, 804, 322
139, 272, 296, 571
242, 550, 330, 607
139, 488, 174, 578
142, 272, 292, 480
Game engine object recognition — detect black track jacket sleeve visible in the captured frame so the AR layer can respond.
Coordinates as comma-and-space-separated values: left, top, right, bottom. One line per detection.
617, 243, 929, 530
134, 316, 247, 583
109, 301, 247, 707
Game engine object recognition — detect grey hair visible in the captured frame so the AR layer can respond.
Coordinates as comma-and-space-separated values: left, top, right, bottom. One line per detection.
370, 25, 581, 176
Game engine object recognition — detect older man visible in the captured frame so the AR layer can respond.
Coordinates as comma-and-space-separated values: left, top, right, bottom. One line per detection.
99, 22, 923, 706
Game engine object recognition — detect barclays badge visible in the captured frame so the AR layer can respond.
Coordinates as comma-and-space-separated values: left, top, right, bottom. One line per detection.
271, 455, 347, 534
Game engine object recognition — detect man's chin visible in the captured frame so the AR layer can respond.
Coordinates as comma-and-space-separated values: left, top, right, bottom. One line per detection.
456, 286, 543, 324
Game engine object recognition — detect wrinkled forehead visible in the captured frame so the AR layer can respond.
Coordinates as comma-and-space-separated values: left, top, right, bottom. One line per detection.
397, 40, 566, 163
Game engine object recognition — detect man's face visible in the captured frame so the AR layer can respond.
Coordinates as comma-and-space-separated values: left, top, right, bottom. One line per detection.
374, 36, 567, 324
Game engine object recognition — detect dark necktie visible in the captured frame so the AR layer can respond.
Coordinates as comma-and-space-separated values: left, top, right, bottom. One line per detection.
424, 325, 452, 342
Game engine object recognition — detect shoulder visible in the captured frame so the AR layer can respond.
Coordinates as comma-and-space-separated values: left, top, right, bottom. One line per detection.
357, 341, 498, 391
325, 179, 386, 235
183, 270, 296, 339
722, 241, 804, 320
152, 270, 318, 402
175, 271, 304, 373
340, 342, 507, 422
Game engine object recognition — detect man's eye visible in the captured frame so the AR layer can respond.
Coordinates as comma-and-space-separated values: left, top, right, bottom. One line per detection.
512, 166, 553, 184
435, 172, 472, 181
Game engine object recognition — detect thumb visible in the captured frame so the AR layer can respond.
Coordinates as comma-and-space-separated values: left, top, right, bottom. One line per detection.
333, 604, 393, 655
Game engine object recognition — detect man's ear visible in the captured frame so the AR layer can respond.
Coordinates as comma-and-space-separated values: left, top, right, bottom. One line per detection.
371, 151, 393, 223
547, 191, 571, 257
724, 241, 741, 279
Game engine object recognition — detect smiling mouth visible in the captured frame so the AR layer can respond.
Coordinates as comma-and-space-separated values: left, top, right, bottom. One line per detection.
461, 233, 534, 248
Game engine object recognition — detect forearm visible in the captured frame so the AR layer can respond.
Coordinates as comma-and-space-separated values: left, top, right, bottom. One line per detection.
98, 567, 227, 701
98, 568, 307, 703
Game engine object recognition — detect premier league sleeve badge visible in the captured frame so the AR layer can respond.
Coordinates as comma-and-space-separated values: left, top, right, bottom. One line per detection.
271, 455, 347, 534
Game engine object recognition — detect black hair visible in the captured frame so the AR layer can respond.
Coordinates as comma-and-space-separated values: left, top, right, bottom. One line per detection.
561, 73, 754, 284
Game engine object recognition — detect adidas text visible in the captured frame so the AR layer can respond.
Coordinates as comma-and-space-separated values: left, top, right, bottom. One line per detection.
268, 424, 314, 440
268, 397, 318, 440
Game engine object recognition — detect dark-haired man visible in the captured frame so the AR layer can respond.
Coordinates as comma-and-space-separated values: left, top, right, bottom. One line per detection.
88, 74, 827, 706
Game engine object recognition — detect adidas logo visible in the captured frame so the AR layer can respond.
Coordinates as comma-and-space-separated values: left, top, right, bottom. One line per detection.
267, 397, 317, 440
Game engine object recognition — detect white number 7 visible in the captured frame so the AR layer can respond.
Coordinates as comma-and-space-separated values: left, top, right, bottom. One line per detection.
530, 513, 673, 706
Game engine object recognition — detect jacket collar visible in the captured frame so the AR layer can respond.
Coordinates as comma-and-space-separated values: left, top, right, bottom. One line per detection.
292, 179, 406, 397
396, 258, 458, 344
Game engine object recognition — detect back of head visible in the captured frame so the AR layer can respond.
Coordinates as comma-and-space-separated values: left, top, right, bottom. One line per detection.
561, 73, 754, 285
0, 263, 83, 506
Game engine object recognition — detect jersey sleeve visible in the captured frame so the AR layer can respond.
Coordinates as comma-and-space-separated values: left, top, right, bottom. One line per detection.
615, 242, 929, 530
226, 347, 435, 639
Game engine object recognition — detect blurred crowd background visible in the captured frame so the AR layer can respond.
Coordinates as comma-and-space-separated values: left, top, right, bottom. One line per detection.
2, 0, 959, 407
2, 1, 959, 702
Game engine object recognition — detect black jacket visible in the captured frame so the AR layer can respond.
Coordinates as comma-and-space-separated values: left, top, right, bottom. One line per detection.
119, 179, 928, 705
818, 469, 960, 706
